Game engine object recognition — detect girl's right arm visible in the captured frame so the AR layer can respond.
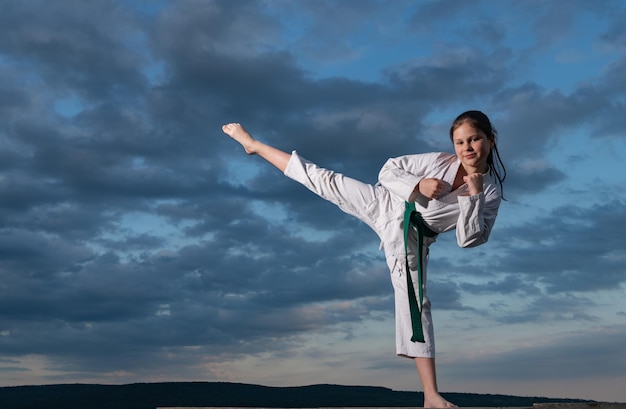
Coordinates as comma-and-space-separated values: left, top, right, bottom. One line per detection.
378, 153, 445, 203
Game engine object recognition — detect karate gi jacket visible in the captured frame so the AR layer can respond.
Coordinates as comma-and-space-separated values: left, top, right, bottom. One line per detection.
284, 150, 501, 358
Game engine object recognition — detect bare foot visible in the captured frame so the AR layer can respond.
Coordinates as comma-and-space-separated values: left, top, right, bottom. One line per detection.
222, 123, 257, 154
424, 392, 457, 408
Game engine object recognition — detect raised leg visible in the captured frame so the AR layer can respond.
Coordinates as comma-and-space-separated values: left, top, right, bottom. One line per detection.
222, 123, 291, 173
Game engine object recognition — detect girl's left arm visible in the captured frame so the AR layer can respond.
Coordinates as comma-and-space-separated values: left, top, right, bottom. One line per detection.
456, 188, 501, 248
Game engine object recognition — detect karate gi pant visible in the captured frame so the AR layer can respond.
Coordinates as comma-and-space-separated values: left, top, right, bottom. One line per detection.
284, 151, 436, 358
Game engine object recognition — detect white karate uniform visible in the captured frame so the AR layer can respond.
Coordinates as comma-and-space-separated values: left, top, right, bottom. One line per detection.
284, 151, 501, 358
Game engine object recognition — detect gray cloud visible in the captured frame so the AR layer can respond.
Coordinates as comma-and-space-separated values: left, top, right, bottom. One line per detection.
449, 325, 626, 380
0, 1, 624, 398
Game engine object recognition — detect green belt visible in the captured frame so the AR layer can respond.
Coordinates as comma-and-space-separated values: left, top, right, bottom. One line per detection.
403, 201, 438, 343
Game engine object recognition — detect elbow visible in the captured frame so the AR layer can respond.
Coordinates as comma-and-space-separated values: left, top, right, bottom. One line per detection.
377, 161, 394, 182
457, 232, 489, 248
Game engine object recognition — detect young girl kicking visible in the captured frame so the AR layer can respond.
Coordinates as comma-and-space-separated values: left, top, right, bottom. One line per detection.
221, 111, 506, 408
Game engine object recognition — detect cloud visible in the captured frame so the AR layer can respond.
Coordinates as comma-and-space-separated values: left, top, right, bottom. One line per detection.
450, 325, 626, 381
0, 1, 624, 402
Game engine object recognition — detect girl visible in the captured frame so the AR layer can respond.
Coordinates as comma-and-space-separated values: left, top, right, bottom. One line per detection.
221, 110, 506, 408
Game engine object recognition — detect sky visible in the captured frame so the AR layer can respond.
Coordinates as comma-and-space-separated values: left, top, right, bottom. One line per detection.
0, 0, 625, 404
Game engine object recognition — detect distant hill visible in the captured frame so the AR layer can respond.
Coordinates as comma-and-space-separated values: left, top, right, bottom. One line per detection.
0, 381, 592, 409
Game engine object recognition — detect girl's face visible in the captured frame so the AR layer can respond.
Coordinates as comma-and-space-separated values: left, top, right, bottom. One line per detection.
452, 122, 493, 173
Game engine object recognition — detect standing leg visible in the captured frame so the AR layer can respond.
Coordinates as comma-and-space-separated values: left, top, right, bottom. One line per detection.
415, 357, 456, 408
391, 261, 455, 408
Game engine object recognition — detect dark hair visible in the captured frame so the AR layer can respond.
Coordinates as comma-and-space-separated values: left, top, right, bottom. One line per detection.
449, 110, 507, 199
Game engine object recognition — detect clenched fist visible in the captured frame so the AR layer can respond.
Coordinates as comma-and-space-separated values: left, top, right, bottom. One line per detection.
417, 178, 447, 199
463, 173, 484, 196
